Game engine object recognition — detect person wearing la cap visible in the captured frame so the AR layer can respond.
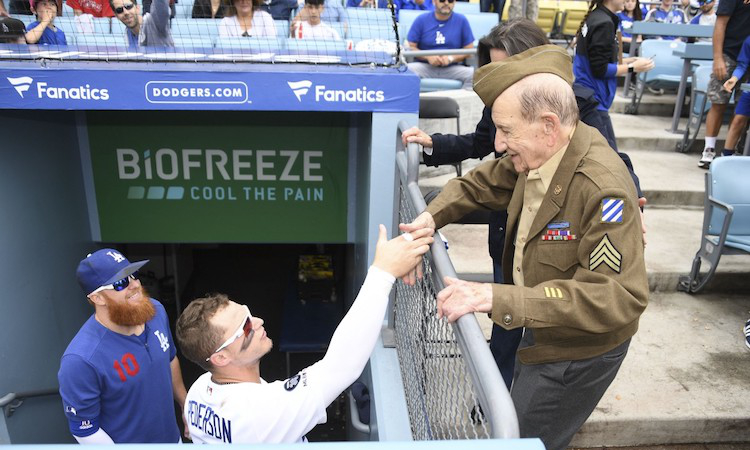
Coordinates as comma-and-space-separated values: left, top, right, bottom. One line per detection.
400, 45, 649, 449
58, 248, 188, 444
0, 17, 26, 43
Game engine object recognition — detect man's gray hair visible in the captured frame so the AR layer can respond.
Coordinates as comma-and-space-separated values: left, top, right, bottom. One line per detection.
516, 74, 579, 127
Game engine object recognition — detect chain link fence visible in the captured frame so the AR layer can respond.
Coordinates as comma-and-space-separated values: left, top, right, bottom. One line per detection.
392, 120, 519, 441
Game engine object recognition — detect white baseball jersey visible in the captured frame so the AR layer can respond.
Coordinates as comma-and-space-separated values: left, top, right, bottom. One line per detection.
185, 267, 395, 444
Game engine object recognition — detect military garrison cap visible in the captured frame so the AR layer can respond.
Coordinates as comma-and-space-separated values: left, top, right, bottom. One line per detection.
473, 44, 574, 107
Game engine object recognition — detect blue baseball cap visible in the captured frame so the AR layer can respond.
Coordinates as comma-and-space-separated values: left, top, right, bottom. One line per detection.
76, 248, 149, 295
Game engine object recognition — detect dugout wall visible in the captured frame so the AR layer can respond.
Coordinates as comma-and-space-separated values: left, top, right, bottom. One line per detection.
0, 62, 419, 443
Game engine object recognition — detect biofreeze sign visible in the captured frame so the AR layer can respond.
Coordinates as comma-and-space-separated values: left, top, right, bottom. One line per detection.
86, 111, 349, 243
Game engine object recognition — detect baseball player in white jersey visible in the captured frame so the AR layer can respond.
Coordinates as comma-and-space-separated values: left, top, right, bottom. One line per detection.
176, 225, 433, 444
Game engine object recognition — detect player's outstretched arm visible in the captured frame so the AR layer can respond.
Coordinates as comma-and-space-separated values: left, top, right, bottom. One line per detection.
314, 225, 433, 406
74, 428, 115, 444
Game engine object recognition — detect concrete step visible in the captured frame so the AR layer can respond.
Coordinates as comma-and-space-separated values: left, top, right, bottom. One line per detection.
571, 291, 750, 447
611, 89, 683, 117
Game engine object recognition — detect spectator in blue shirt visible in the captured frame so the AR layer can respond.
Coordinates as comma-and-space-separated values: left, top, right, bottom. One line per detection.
406, 0, 474, 89
25, 0, 66, 45
617, 0, 642, 54
346, 0, 389, 8
644, 0, 687, 40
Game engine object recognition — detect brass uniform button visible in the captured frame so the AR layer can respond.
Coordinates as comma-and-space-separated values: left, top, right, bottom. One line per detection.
502, 314, 513, 326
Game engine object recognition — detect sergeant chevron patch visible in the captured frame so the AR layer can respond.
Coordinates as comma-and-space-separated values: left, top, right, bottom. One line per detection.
589, 234, 622, 273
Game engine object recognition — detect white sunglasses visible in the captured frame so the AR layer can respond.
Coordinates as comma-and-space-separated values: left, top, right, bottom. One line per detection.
206, 305, 254, 362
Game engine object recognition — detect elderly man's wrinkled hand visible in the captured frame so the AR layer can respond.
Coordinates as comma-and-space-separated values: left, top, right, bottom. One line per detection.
372, 224, 433, 279
401, 126, 433, 148
436, 277, 493, 322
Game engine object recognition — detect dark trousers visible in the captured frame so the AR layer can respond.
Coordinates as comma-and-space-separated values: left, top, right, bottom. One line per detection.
511, 330, 631, 450
480, 0, 505, 21
487, 210, 521, 391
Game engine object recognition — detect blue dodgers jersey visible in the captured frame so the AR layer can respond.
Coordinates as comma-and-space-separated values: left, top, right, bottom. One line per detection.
26, 22, 67, 45
406, 11, 474, 52
58, 299, 180, 443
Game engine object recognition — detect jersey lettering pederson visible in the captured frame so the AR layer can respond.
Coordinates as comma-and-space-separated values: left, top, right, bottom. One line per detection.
185, 365, 326, 443
58, 299, 180, 443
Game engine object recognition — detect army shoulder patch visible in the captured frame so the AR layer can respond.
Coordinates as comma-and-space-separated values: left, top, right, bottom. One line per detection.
601, 198, 624, 223
589, 234, 622, 273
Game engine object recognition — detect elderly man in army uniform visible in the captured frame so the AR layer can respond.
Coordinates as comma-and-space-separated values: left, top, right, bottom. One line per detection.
401, 45, 649, 450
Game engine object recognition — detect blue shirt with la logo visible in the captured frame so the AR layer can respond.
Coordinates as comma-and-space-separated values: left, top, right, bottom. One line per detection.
407, 11, 474, 62
58, 298, 180, 443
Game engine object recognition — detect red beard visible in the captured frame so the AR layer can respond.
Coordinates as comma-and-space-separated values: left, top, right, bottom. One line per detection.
104, 286, 156, 326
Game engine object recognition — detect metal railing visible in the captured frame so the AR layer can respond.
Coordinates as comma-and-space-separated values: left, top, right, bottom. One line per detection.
0, 388, 59, 418
391, 120, 519, 440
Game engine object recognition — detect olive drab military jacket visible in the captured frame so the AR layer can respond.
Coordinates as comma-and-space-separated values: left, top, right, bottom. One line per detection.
425, 122, 649, 365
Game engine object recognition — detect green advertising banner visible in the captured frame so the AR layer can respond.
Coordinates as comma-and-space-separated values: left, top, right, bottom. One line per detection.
85, 111, 349, 243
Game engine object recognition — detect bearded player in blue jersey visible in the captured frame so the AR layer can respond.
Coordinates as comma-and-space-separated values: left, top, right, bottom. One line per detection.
58, 249, 188, 444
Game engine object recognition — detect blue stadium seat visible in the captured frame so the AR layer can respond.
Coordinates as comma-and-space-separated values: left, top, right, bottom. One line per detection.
275, 19, 290, 38
74, 34, 128, 48
419, 78, 463, 92
627, 39, 686, 114
214, 36, 285, 51
11, 14, 34, 26
679, 156, 750, 293
53, 17, 78, 35
171, 17, 220, 39
453, 1, 480, 14
62, 2, 75, 16
465, 12, 497, 41
345, 7, 393, 28
175, 0, 195, 18
287, 38, 348, 52
348, 24, 395, 41
398, 9, 425, 42
173, 35, 215, 49
111, 19, 126, 35
91, 17, 114, 34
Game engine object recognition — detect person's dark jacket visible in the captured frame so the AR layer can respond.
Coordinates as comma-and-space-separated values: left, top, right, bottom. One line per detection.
573, 6, 619, 110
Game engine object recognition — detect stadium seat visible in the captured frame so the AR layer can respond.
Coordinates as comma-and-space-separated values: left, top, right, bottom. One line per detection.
677, 65, 711, 153
10, 14, 34, 26
275, 19, 291, 38
397, 9, 424, 42
171, 18, 220, 39
419, 95, 462, 176
348, 24, 395, 41
53, 17, 77, 35
74, 33, 128, 48
215, 36, 285, 51
111, 19, 126, 35
91, 17, 114, 34
173, 35, 215, 49
62, 1, 75, 16
465, 12, 497, 41
287, 38, 348, 52
175, 0, 195, 18
535, 6, 559, 36
345, 7, 393, 28
626, 39, 685, 115
559, 8, 586, 41
419, 78, 463, 92
453, 2, 480, 14
678, 156, 750, 293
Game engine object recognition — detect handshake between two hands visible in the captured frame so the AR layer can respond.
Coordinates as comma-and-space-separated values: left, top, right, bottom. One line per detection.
373, 211, 493, 323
